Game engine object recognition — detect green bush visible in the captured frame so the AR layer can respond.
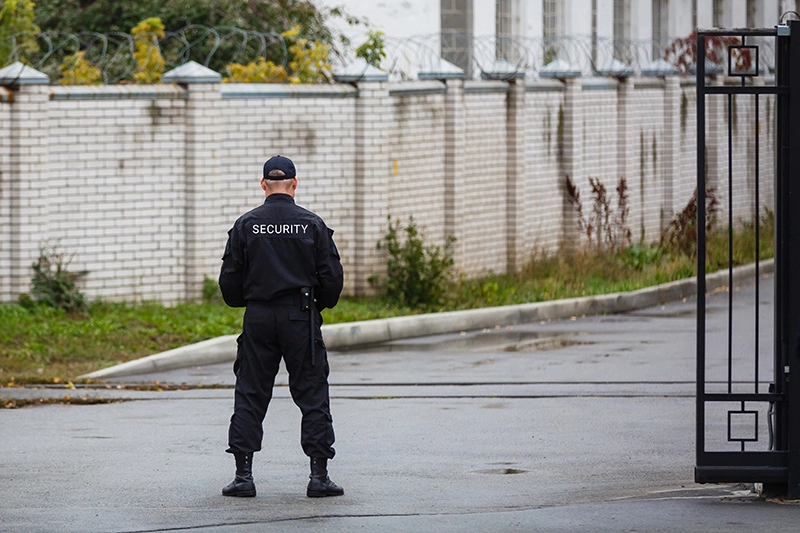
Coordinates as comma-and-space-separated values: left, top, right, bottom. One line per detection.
376, 216, 455, 309
202, 276, 222, 303
27, 245, 88, 313
619, 243, 665, 271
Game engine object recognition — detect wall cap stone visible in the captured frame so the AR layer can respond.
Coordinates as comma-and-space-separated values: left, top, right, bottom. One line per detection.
388, 80, 446, 96
480, 59, 525, 80
582, 77, 619, 90
463, 80, 510, 93
333, 58, 389, 83
526, 78, 565, 92
594, 58, 635, 77
641, 58, 681, 77
418, 58, 465, 80
0, 62, 50, 86
163, 61, 222, 84
50, 84, 185, 100
221, 83, 357, 99
539, 59, 581, 79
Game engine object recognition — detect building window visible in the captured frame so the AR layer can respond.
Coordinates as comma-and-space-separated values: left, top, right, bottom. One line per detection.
543, 0, 561, 42
496, 0, 512, 59
542, 0, 561, 64
652, 0, 668, 60
614, 0, 631, 61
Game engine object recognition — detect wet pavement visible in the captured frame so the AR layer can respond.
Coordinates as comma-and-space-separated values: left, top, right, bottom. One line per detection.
2, 273, 799, 532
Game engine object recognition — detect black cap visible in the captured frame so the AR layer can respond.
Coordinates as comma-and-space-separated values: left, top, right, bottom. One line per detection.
263, 155, 296, 180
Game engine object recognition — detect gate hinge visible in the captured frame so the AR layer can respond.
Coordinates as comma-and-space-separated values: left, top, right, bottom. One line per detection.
777, 24, 791, 36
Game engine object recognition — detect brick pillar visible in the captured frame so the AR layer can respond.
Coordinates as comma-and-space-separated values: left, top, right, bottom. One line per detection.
423, 61, 467, 269
443, 77, 465, 249
561, 77, 583, 249
505, 77, 527, 272
163, 62, 223, 299
353, 80, 392, 295
333, 60, 392, 296
617, 76, 635, 195
662, 76, 681, 230
0, 63, 51, 298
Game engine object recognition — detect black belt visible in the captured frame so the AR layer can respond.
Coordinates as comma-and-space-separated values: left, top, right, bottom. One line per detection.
248, 290, 303, 307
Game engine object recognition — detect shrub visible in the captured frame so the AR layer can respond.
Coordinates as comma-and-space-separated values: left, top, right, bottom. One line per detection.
565, 175, 632, 253
619, 243, 665, 271
660, 187, 719, 257
202, 276, 222, 303
27, 245, 88, 313
58, 51, 103, 85
224, 57, 288, 83
376, 216, 455, 308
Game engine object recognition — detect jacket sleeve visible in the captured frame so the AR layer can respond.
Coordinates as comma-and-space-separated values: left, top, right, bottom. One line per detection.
315, 225, 344, 310
218, 226, 247, 308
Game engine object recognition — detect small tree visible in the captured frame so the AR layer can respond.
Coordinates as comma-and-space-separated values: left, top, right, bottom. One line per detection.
0, 0, 40, 66
664, 30, 753, 75
283, 25, 331, 83
356, 29, 386, 68
131, 17, 165, 84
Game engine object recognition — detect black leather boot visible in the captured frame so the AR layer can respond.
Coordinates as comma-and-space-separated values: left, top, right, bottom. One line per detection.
222, 452, 256, 497
307, 457, 344, 497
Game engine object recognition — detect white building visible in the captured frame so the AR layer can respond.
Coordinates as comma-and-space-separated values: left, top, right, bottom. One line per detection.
321, 0, 799, 76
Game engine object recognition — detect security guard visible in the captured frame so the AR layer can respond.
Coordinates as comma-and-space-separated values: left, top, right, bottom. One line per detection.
218, 155, 344, 498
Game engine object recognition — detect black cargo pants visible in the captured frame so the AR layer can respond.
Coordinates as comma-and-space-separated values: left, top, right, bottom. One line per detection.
227, 298, 335, 459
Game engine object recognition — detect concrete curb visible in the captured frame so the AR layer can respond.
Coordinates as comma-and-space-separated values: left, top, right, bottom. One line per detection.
81, 260, 773, 380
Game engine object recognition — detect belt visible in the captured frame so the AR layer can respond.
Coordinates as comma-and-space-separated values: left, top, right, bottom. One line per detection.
248, 290, 304, 307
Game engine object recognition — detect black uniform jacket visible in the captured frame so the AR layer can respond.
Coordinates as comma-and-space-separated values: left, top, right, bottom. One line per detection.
219, 194, 343, 310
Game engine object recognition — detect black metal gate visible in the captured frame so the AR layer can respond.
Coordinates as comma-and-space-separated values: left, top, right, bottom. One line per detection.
695, 21, 800, 497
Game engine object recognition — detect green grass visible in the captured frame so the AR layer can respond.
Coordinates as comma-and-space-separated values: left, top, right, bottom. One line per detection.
1, 217, 774, 386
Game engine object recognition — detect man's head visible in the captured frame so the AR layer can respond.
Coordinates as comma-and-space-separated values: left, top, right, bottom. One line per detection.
261, 155, 297, 197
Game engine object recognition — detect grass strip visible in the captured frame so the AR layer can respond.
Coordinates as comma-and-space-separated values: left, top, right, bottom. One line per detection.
1, 221, 774, 385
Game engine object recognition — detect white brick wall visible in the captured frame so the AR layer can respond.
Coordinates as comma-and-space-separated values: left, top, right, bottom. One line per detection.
0, 76, 772, 303
0, 93, 11, 302
525, 81, 565, 256
388, 85, 447, 246
459, 82, 508, 276
46, 90, 187, 302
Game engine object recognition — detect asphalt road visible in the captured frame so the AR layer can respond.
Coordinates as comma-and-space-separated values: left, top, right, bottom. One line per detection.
2, 272, 799, 532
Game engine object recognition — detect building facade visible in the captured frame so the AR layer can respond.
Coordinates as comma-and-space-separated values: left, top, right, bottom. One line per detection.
319, 0, 799, 83
324, 0, 798, 59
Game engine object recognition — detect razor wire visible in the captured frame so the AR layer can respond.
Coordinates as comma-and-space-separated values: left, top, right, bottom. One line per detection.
0, 27, 777, 84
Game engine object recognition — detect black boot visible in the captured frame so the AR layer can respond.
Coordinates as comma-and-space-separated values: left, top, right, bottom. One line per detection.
307, 457, 344, 497
222, 452, 256, 497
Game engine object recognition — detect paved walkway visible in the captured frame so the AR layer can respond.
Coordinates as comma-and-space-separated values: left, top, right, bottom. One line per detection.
2, 273, 799, 532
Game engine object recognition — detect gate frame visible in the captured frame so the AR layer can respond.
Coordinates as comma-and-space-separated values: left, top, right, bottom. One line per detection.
695, 22, 800, 497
